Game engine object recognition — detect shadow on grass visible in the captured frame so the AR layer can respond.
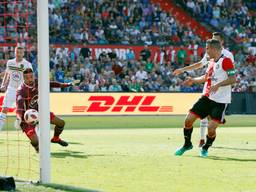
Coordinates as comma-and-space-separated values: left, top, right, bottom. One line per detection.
51, 150, 90, 159
37, 182, 101, 192
212, 146, 256, 152
205, 155, 256, 162
51, 150, 109, 159
51, 150, 127, 159
67, 141, 83, 145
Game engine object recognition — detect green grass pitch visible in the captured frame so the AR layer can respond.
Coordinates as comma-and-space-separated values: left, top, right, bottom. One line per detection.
0, 115, 256, 192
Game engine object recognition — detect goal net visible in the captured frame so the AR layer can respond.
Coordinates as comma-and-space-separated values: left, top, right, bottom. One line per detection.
0, 0, 39, 181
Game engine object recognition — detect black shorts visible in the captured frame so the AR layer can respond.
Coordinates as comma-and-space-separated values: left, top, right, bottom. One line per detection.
190, 96, 228, 123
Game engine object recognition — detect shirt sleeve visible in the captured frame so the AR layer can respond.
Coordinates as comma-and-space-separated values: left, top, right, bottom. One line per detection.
16, 89, 25, 121
222, 57, 236, 76
6, 60, 10, 73
229, 52, 234, 63
25, 60, 33, 70
50, 81, 70, 88
28, 61, 33, 70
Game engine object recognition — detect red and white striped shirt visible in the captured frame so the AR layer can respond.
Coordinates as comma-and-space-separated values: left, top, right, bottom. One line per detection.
203, 55, 235, 103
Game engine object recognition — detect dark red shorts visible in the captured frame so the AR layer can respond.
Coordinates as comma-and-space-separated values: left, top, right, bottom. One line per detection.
50, 112, 56, 121
22, 124, 36, 140
22, 112, 56, 139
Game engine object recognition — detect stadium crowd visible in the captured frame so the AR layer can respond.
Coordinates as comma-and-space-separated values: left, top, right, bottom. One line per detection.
47, 0, 203, 46
184, 0, 256, 49
0, 0, 255, 93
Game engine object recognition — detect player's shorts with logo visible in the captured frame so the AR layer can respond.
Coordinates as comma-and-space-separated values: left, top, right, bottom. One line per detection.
190, 96, 228, 123
2, 88, 16, 108
21, 112, 56, 139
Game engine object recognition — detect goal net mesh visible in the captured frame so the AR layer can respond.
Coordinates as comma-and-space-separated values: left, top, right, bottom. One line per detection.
0, 0, 39, 181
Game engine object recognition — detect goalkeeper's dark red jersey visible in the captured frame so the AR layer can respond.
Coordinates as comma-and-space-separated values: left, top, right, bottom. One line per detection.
16, 79, 70, 122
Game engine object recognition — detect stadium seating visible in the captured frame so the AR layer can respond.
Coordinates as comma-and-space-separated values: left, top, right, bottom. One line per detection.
0, 0, 255, 93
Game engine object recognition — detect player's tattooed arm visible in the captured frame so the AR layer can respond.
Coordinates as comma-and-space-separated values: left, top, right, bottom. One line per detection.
210, 76, 236, 94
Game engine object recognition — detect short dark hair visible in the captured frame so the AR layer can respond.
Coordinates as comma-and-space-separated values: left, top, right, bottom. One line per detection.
15, 45, 24, 52
206, 39, 222, 50
16, 45, 24, 49
23, 68, 33, 74
212, 32, 222, 39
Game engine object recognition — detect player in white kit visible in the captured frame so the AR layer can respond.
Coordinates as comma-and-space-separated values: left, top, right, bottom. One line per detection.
173, 32, 234, 147
0, 46, 32, 131
174, 39, 236, 157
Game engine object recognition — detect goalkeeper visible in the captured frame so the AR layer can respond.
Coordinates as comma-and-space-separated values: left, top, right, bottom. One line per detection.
15, 68, 73, 152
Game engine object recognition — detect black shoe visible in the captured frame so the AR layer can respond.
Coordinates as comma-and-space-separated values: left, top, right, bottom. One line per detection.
51, 137, 69, 147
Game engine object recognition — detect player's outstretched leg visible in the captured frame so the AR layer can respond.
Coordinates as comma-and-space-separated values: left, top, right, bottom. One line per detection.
50, 115, 68, 147
199, 118, 208, 147
29, 133, 39, 153
175, 113, 197, 156
200, 120, 218, 157
31, 141, 39, 153
200, 135, 215, 158
175, 128, 193, 156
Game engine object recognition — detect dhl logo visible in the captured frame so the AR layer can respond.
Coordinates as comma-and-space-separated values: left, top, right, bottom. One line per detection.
72, 96, 173, 113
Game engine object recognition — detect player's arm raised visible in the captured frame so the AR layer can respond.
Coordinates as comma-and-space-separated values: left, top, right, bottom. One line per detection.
50, 81, 74, 88
183, 74, 207, 86
173, 61, 203, 76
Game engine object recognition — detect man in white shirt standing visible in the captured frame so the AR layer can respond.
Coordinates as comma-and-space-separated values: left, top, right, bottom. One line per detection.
174, 39, 236, 157
135, 66, 148, 81
173, 32, 234, 147
0, 46, 32, 131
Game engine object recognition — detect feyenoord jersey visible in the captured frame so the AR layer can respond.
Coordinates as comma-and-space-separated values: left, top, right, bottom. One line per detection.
202, 55, 236, 104
201, 48, 234, 66
6, 58, 32, 89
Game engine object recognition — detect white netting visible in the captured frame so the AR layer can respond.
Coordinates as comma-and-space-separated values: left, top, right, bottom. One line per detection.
0, 0, 39, 181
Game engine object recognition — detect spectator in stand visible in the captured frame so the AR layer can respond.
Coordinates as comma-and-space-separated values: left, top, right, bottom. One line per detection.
129, 79, 142, 92
140, 45, 151, 62
80, 46, 91, 59
55, 66, 65, 83
177, 46, 187, 66
135, 65, 148, 81
108, 79, 122, 92
126, 48, 135, 61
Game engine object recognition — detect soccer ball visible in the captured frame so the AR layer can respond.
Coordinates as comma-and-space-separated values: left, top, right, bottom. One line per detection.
24, 109, 39, 124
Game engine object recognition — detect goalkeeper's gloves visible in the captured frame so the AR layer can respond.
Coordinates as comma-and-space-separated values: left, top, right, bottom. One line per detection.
65, 82, 73, 87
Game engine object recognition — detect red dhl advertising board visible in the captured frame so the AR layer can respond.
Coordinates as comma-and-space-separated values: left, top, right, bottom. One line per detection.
0, 93, 201, 115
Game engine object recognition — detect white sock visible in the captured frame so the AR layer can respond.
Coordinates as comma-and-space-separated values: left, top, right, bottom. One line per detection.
200, 118, 208, 140
0, 113, 7, 131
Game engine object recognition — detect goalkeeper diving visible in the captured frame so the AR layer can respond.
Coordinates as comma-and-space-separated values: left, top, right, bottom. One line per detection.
15, 68, 74, 152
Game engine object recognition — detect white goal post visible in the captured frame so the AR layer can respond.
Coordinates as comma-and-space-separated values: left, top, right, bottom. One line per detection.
37, 0, 51, 183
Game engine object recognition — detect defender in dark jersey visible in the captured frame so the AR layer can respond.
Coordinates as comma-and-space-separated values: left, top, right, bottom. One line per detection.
16, 68, 72, 152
